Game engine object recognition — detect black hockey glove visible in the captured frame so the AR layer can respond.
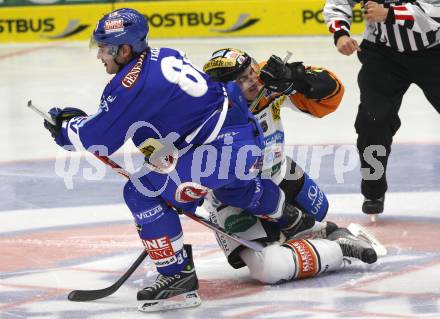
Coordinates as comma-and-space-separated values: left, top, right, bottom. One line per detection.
44, 107, 88, 139
260, 55, 307, 95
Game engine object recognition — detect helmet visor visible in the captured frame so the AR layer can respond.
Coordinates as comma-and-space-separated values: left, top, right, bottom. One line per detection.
89, 37, 119, 59
250, 58, 261, 76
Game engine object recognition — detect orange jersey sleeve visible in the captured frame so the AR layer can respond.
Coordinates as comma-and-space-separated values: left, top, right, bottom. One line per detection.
289, 67, 344, 118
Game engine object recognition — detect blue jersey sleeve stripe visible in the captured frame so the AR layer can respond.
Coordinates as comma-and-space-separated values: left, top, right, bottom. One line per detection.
67, 118, 87, 151
184, 88, 228, 145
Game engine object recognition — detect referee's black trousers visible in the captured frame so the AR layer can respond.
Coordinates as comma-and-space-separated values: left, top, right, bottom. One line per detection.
355, 40, 440, 200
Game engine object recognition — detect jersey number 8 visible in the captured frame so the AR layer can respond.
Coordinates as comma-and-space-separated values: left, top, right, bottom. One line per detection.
161, 55, 208, 98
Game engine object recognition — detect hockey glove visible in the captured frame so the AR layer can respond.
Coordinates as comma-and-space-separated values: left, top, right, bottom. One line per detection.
44, 107, 88, 139
260, 55, 307, 95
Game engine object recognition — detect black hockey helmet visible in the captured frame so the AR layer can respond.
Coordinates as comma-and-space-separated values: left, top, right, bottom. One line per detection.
203, 48, 253, 83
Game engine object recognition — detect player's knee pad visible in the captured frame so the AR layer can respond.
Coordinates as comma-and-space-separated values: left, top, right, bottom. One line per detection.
123, 180, 136, 204
124, 180, 163, 222
280, 159, 328, 221
239, 244, 296, 284
283, 239, 343, 279
123, 180, 153, 211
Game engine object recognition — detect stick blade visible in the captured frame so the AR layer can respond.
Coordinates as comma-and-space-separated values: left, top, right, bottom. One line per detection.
68, 287, 115, 302
67, 250, 148, 302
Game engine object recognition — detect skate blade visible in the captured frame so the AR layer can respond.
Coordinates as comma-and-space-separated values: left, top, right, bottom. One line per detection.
347, 223, 387, 257
138, 291, 201, 312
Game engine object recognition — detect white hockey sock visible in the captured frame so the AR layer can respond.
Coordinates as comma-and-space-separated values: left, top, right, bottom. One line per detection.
283, 238, 343, 279
239, 243, 295, 284
239, 239, 344, 284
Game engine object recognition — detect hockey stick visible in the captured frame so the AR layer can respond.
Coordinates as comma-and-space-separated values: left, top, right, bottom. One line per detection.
249, 51, 292, 113
67, 250, 148, 302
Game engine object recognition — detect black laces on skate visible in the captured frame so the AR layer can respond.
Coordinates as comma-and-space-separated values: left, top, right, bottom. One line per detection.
146, 274, 179, 291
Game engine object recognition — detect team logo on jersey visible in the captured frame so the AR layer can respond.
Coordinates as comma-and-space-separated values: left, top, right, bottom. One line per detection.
122, 51, 146, 88
175, 182, 210, 203
224, 212, 257, 233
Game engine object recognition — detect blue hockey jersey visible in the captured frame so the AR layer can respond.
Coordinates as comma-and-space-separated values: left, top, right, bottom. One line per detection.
60, 47, 231, 154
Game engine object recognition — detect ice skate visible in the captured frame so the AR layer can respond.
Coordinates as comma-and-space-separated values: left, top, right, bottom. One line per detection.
328, 227, 378, 264
137, 245, 201, 312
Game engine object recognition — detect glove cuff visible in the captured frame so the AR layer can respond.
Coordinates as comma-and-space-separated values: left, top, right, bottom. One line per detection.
334, 30, 350, 46
282, 83, 296, 96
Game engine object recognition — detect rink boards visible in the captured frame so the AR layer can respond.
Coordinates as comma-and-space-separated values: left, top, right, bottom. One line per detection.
0, 0, 366, 42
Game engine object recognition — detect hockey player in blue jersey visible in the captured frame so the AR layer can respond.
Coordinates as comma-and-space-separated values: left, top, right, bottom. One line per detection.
43, 8, 322, 312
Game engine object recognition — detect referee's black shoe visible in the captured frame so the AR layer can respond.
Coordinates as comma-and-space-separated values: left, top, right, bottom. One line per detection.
362, 196, 385, 215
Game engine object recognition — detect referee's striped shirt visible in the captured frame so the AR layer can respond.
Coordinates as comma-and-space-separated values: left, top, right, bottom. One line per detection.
323, 0, 440, 52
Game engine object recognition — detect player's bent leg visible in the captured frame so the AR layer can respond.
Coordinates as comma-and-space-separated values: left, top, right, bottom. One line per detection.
123, 181, 201, 312
282, 239, 343, 279
239, 244, 296, 284
280, 158, 329, 222
215, 177, 317, 239
239, 239, 343, 284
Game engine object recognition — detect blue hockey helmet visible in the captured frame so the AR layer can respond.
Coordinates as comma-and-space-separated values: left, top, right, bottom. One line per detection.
92, 8, 148, 55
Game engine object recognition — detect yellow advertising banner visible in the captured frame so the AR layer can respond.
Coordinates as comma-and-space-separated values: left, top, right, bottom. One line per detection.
0, 0, 365, 42
0, 4, 111, 42
122, 0, 365, 38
